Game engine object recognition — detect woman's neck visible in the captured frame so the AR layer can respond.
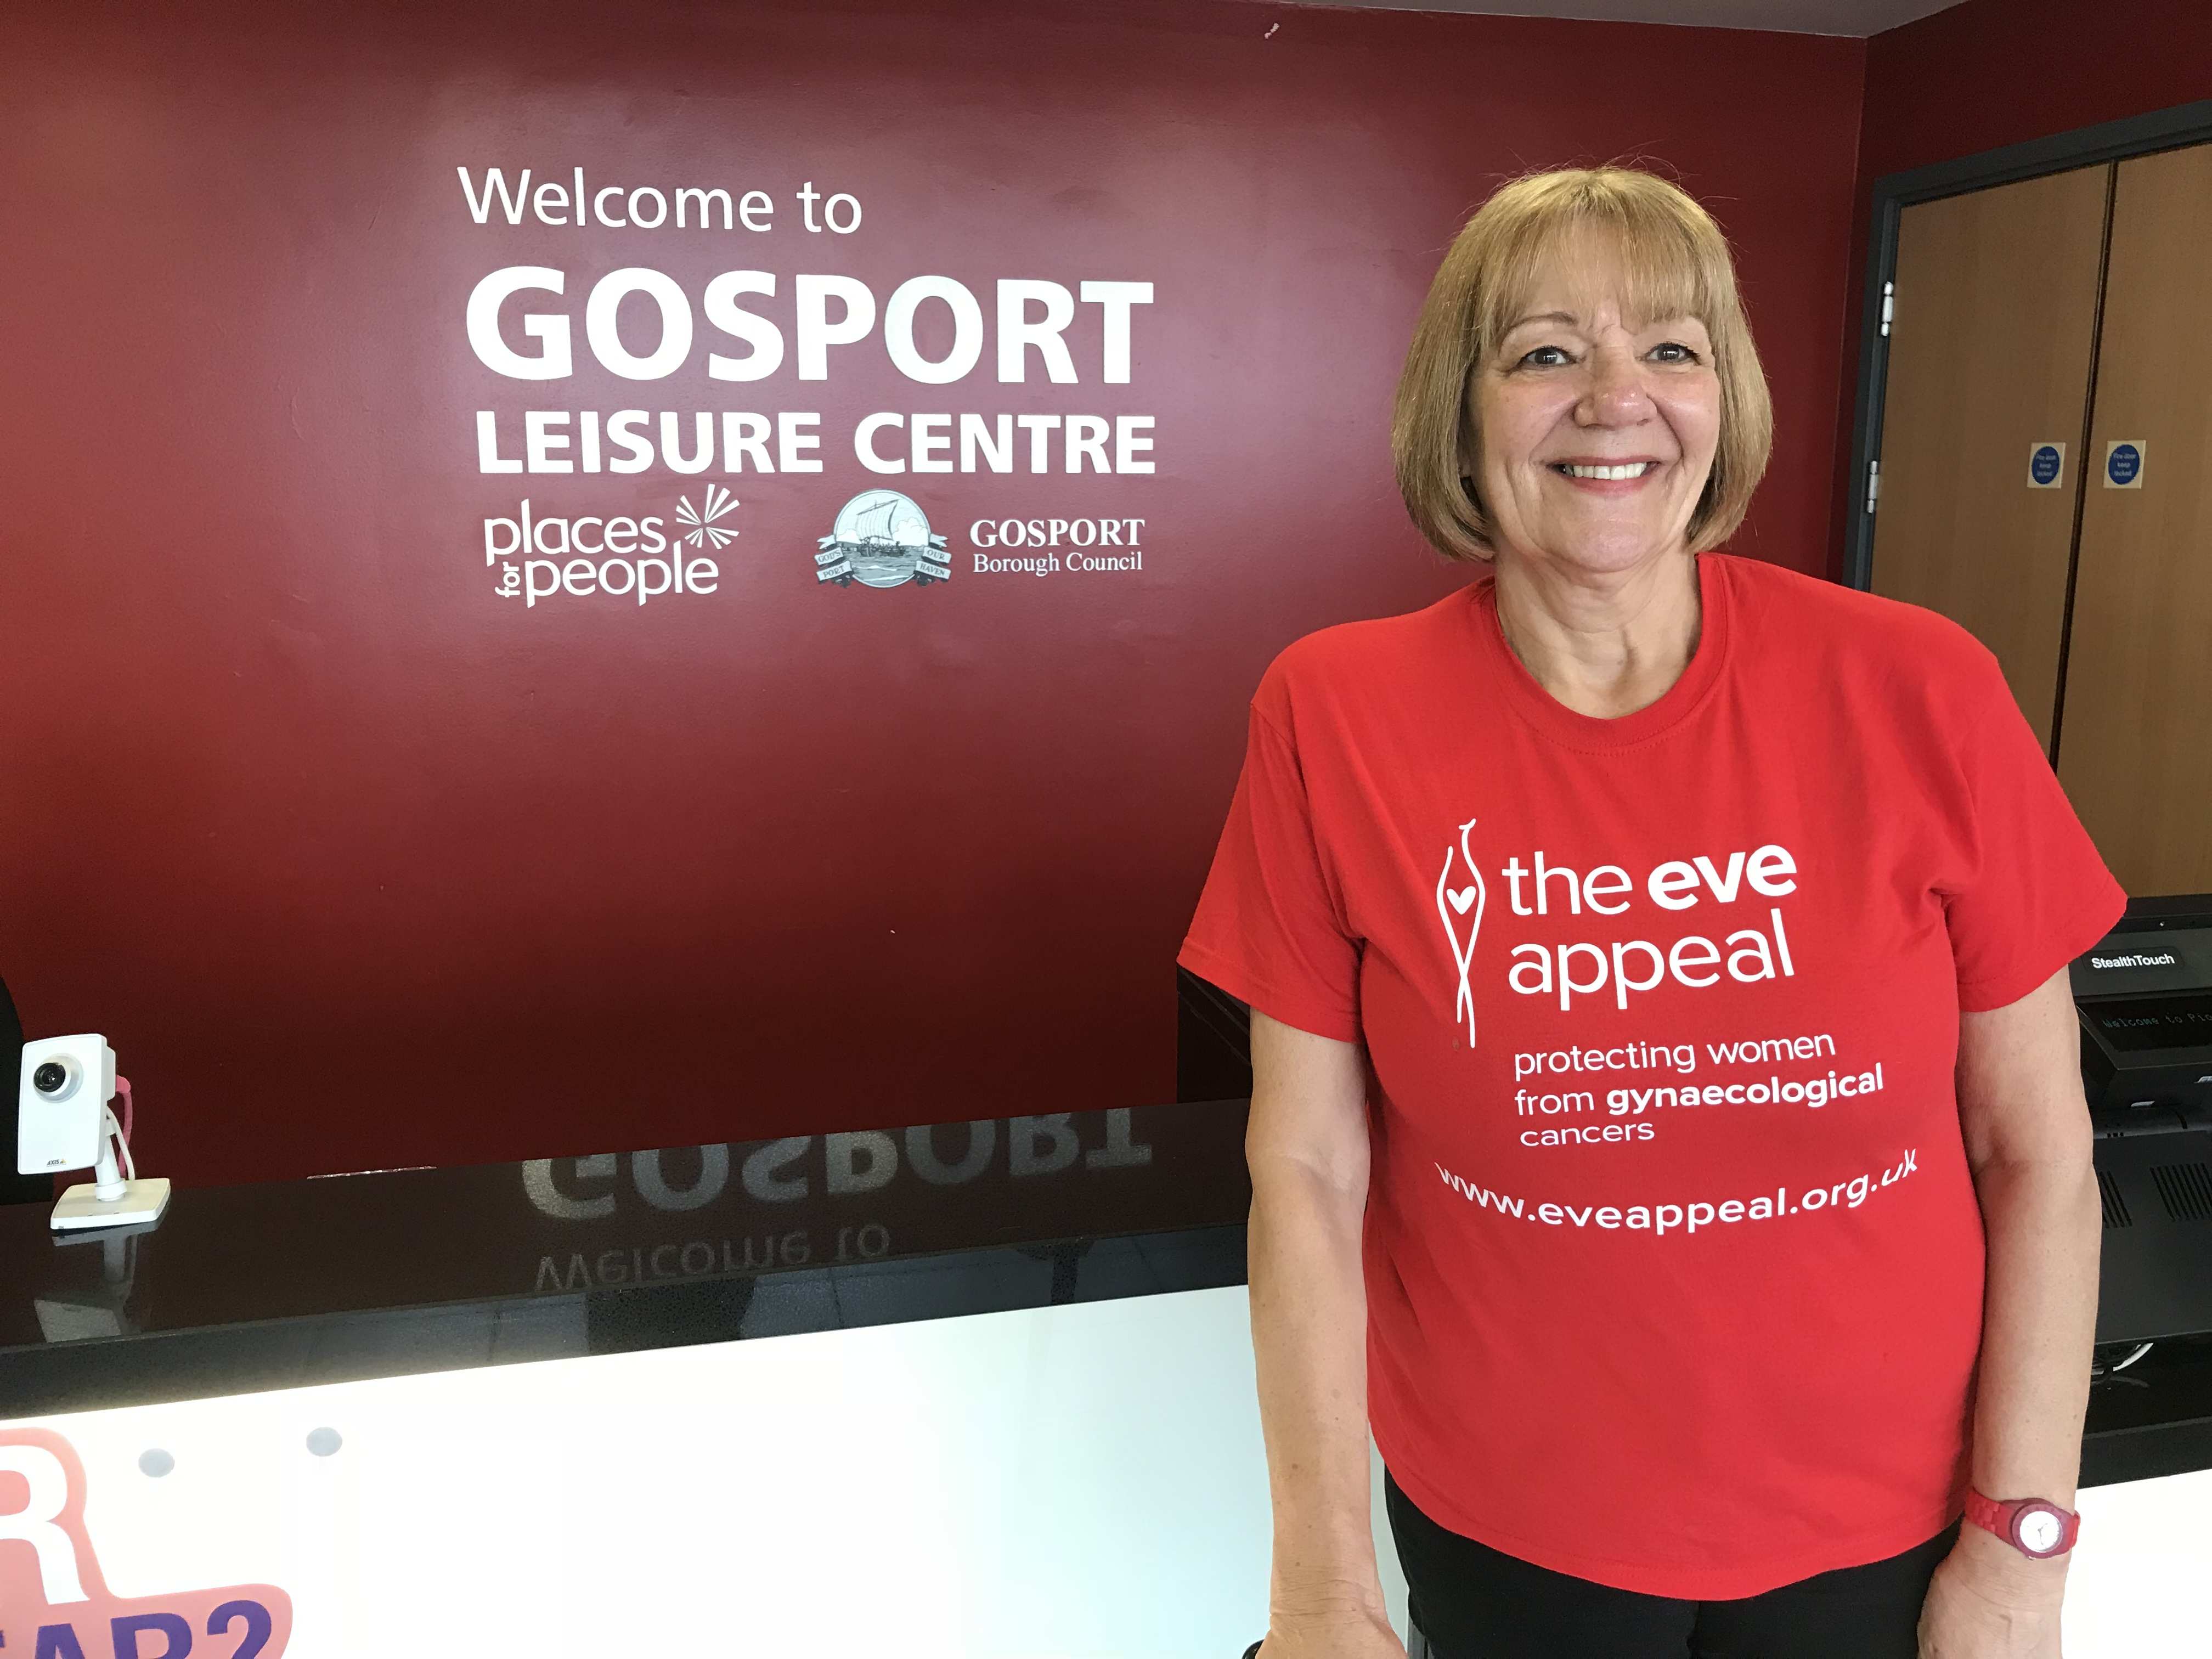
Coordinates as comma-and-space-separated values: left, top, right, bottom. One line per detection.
1490, 547, 1703, 720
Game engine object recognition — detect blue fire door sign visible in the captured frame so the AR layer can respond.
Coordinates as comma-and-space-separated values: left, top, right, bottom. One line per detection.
2105, 441, 2145, 488
2028, 443, 2065, 487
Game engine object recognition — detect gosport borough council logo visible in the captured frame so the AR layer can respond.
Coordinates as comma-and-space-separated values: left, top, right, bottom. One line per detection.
816, 490, 951, 589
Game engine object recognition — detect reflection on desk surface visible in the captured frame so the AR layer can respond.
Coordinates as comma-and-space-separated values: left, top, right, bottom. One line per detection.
0, 1101, 1251, 1355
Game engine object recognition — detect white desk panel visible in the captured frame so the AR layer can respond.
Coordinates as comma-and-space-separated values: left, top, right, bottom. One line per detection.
2, 1286, 2199, 1657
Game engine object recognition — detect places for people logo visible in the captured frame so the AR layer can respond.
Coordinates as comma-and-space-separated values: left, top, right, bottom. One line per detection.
486, 489, 727, 608
0, 1427, 295, 1654
815, 490, 951, 589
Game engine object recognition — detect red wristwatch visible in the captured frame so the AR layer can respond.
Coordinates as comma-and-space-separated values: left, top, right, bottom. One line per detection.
1964, 1489, 2080, 1558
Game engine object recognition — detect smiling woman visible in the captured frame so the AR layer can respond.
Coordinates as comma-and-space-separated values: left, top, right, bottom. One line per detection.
1183, 163, 2124, 1659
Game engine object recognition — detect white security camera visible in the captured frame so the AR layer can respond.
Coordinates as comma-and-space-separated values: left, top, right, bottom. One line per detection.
17, 1034, 170, 1230
19, 1035, 116, 1175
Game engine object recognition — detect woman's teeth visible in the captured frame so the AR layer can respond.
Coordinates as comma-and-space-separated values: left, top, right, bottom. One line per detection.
1555, 462, 1656, 479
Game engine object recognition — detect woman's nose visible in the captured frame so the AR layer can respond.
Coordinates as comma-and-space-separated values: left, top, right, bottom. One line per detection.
1576, 347, 1652, 425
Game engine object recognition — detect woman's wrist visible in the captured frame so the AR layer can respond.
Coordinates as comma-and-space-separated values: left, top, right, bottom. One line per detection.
1268, 1571, 1390, 1625
1949, 1514, 2070, 1603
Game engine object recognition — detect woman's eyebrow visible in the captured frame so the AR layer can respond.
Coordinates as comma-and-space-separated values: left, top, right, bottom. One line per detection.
1505, 310, 1581, 331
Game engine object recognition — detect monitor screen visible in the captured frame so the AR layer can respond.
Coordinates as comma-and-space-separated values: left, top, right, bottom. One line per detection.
2085, 993, 2212, 1054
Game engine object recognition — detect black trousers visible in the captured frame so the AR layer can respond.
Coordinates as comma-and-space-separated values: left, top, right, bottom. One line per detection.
1385, 1470, 1959, 1659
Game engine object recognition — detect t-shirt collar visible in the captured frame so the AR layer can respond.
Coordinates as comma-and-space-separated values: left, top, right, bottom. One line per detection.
1467, 551, 1734, 752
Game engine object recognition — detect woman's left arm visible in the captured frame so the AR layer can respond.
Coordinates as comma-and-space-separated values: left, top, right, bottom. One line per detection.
1920, 965, 2101, 1657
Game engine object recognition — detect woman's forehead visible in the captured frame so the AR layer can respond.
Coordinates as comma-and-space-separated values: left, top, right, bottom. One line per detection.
1494, 223, 1708, 334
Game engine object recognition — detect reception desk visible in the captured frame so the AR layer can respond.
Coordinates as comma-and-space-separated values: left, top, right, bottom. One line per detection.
1, 1098, 2207, 1656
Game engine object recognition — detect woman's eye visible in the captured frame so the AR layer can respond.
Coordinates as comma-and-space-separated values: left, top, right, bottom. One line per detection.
1650, 341, 1702, 364
1516, 345, 1572, 369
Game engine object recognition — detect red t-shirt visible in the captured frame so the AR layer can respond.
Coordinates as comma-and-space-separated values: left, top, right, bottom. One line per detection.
1178, 550, 2126, 1599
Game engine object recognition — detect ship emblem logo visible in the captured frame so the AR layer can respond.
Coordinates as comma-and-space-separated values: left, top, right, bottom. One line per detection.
816, 490, 951, 589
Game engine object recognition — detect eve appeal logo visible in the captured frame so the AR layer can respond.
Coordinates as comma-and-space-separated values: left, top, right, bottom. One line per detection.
1438, 820, 1803, 1044
1437, 820, 1488, 1046
0, 1429, 293, 1656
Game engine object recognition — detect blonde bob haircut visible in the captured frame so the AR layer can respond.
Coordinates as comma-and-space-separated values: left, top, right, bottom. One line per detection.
1392, 167, 1773, 563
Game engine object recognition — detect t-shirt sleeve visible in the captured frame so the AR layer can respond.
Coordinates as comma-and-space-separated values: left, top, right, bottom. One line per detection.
1177, 704, 1363, 1043
1941, 658, 2128, 1013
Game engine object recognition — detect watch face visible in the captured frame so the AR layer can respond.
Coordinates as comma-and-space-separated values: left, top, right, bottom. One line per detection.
2017, 1508, 2066, 1555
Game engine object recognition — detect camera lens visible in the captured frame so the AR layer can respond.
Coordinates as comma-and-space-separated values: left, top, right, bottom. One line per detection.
32, 1062, 68, 1094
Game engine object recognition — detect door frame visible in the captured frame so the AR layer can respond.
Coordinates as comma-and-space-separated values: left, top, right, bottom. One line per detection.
1843, 98, 2212, 591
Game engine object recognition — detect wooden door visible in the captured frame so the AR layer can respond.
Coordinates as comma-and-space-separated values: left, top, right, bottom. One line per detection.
2056, 143, 2212, 895
1869, 165, 2111, 749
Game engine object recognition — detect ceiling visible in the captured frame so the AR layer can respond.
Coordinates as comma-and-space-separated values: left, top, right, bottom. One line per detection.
1268, 0, 1966, 36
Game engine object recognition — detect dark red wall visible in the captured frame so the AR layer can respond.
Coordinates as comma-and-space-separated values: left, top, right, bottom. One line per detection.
1830, 0, 2212, 575
1860, 0, 2212, 182
0, 0, 1864, 1184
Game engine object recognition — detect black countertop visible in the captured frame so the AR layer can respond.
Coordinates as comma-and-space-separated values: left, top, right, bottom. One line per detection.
1, 1094, 2206, 1489
0, 1102, 1250, 1417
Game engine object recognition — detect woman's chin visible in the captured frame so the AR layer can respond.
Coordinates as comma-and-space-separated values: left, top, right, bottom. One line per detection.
1509, 534, 1691, 579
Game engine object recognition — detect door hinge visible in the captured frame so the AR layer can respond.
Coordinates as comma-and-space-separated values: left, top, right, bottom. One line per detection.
1880, 281, 1894, 337
1865, 460, 1881, 514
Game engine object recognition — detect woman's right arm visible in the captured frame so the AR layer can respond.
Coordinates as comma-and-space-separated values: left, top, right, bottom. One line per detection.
1246, 1008, 1405, 1658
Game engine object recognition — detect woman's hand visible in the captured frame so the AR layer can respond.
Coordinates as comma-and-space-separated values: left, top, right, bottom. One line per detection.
1257, 1606, 1408, 1659
1917, 1528, 2067, 1658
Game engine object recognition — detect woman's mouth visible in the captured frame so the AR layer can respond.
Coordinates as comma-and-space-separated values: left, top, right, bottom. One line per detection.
1550, 461, 1658, 480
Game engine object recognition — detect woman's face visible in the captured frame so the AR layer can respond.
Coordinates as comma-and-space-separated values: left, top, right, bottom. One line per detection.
1468, 236, 1722, 576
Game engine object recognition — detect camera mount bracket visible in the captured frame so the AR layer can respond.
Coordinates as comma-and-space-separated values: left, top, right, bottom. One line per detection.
50, 1108, 170, 1231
